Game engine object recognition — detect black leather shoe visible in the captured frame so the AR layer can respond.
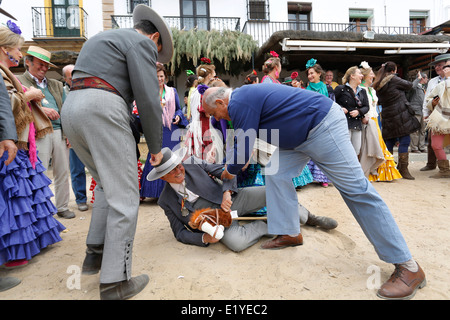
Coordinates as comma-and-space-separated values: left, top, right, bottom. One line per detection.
100, 274, 149, 300
82, 245, 103, 275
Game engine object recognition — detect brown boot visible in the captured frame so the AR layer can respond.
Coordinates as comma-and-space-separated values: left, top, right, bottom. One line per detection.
429, 160, 450, 178
420, 144, 437, 171
398, 153, 415, 180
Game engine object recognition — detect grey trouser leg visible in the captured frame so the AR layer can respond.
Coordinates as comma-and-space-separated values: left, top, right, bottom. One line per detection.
62, 89, 140, 283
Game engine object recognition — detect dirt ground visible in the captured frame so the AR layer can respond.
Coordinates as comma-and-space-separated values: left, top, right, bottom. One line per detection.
0, 157, 449, 301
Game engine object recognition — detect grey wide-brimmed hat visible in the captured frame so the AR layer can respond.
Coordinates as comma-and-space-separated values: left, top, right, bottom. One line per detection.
429, 53, 450, 66
146, 147, 187, 181
133, 4, 173, 64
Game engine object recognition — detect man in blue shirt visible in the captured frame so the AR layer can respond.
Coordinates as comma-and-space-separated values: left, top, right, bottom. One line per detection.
202, 83, 426, 300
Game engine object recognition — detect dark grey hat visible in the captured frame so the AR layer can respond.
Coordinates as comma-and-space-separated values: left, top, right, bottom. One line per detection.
146, 147, 187, 181
0, 6, 17, 21
429, 53, 450, 66
133, 4, 173, 64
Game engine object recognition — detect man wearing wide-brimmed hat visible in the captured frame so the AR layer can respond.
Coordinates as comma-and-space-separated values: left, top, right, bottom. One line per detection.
420, 53, 450, 172
18, 45, 75, 220
148, 147, 336, 252
61, 5, 173, 300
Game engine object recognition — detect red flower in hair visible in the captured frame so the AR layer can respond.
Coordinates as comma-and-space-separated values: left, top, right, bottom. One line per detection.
252, 69, 257, 75
269, 51, 279, 58
290, 72, 298, 80
201, 57, 211, 64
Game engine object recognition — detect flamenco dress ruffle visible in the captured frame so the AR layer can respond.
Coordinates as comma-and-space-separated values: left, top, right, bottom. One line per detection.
237, 164, 266, 215
0, 149, 65, 265
368, 117, 402, 182
307, 160, 331, 184
292, 165, 314, 188
140, 126, 181, 198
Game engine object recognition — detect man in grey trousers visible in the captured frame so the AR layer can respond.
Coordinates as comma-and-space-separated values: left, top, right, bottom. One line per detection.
61, 5, 173, 300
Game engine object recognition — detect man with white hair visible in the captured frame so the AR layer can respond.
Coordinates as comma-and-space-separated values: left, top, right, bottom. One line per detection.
202, 84, 426, 300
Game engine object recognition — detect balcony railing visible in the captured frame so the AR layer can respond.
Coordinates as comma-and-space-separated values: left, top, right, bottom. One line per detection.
32, 6, 88, 38
112, 15, 240, 32
111, 15, 427, 48
243, 21, 427, 47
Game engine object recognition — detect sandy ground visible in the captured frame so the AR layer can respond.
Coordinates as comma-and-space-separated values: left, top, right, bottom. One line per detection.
0, 155, 449, 301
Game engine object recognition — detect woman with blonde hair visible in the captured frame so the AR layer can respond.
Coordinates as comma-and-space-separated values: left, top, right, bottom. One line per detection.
334, 66, 369, 156
359, 61, 402, 181
261, 52, 281, 83
186, 57, 223, 163
0, 22, 65, 269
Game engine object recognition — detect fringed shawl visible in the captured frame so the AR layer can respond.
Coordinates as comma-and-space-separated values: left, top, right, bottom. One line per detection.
0, 64, 53, 165
425, 79, 450, 146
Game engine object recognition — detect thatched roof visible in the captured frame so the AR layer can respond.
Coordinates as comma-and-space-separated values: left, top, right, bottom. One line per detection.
255, 30, 450, 76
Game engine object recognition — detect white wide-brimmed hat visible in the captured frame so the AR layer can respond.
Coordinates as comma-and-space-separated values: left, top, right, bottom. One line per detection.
133, 4, 174, 64
146, 147, 187, 181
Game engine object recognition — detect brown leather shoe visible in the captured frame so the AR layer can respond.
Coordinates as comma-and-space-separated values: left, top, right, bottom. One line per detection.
377, 264, 426, 300
260, 234, 303, 250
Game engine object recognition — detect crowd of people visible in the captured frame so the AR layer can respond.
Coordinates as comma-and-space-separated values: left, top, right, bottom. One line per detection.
1, 4, 450, 300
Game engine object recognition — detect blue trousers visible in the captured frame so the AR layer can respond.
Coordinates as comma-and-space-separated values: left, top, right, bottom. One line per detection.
69, 148, 87, 204
264, 103, 412, 264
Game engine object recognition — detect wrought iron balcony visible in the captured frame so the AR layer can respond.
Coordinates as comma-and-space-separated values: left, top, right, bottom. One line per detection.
243, 21, 427, 47
112, 15, 240, 32
32, 6, 88, 39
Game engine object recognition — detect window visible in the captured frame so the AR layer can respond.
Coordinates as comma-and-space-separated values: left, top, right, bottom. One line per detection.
288, 2, 311, 30
180, 0, 210, 30
410, 11, 428, 34
349, 9, 373, 32
248, 0, 269, 21
52, 0, 81, 36
128, 0, 150, 14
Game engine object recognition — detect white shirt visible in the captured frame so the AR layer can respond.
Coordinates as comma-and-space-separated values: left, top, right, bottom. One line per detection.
169, 181, 199, 203
27, 71, 47, 89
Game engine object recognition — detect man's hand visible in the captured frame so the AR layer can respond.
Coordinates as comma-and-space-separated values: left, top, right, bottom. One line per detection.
203, 233, 220, 244
150, 151, 163, 166
0, 139, 18, 165
42, 107, 60, 120
221, 190, 233, 212
221, 166, 235, 180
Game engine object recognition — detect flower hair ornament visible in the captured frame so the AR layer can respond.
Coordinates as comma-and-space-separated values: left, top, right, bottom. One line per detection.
305, 58, 317, 69
360, 61, 370, 70
200, 57, 212, 65
3, 20, 21, 66
290, 71, 299, 80
197, 84, 209, 95
186, 70, 195, 76
6, 20, 21, 35
269, 51, 279, 58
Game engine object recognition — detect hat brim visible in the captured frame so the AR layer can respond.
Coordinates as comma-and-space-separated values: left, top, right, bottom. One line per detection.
133, 4, 174, 64
26, 52, 58, 68
146, 146, 187, 181
428, 54, 450, 66
0, 8, 17, 21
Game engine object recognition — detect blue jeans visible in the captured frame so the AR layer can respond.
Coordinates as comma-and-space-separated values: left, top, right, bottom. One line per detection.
69, 148, 87, 204
385, 135, 411, 154
264, 103, 412, 264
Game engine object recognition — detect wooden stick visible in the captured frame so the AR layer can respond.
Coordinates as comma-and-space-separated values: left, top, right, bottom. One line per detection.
234, 216, 267, 221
